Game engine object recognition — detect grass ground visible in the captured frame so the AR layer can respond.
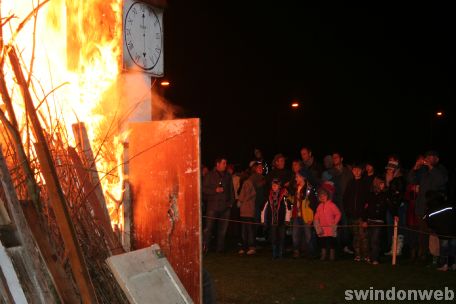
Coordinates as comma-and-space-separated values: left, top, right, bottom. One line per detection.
204, 247, 456, 304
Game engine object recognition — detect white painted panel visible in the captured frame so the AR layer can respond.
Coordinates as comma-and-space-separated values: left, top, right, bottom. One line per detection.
0, 241, 28, 304
106, 244, 193, 304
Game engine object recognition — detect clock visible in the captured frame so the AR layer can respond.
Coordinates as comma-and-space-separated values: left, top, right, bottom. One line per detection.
123, 0, 164, 76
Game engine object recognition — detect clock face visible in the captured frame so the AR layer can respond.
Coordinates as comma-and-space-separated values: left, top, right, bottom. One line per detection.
124, 2, 162, 71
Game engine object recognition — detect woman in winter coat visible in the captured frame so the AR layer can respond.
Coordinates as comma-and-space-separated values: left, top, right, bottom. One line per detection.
238, 163, 265, 255
290, 169, 318, 258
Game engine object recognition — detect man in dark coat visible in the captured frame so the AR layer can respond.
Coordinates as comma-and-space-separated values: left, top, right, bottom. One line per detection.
267, 153, 293, 189
300, 146, 323, 187
343, 163, 370, 260
408, 150, 448, 258
203, 157, 235, 253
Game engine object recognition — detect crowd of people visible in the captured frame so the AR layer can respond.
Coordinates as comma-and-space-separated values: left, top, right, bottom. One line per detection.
202, 147, 455, 271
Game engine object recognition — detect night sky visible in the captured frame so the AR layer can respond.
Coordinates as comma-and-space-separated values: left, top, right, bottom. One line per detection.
163, 3, 454, 170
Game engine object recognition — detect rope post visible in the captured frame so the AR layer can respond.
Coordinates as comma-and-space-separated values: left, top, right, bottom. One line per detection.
392, 216, 399, 266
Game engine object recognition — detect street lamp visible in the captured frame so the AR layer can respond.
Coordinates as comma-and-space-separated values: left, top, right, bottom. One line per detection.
291, 98, 300, 109
430, 109, 446, 145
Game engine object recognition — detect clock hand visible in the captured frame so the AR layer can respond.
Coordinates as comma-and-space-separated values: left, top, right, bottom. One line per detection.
142, 12, 146, 59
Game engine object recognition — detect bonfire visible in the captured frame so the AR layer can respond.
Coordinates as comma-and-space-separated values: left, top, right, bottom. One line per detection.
0, 1, 138, 302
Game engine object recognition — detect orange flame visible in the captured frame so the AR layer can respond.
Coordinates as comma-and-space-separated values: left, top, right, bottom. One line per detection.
1, 0, 126, 228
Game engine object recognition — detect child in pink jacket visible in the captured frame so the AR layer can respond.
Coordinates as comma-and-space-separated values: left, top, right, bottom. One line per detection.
314, 181, 341, 261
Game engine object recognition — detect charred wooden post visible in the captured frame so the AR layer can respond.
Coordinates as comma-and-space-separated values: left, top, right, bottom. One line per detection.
122, 141, 131, 251
0, 150, 60, 303
72, 122, 110, 223
68, 147, 125, 255
8, 47, 98, 303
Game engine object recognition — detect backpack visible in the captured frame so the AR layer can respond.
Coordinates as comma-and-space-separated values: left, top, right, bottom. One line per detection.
301, 197, 314, 224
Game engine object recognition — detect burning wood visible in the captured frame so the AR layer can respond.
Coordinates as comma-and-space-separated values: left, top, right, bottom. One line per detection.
67, 146, 124, 255
72, 122, 109, 220
0, 1, 130, 302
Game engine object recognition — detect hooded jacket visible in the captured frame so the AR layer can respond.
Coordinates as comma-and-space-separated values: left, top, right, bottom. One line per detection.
263, 189, 290, 226
314, 200, 341, 237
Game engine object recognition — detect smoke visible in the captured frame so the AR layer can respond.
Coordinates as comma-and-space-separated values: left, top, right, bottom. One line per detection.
94, 70, 183, 140
151, 86, 182, 121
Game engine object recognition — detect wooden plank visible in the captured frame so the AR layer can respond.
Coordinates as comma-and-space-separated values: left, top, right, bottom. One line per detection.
20, 202, 81, 304
0, 265, 15, 304
129, 119, 201, 303
0, 151, 59, 303
34, 143, 98, 304
7, 246, 37, 303
8, 47, 98, 304
0, 242, 27, 304
0, 198, 11, 225
0, 223, 20, 248
67, 147, 124, 255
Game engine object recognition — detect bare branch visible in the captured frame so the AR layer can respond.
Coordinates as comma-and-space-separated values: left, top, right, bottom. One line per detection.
27, 0, 41, 87
1, 2, 4, 51
0, 0, 49, 67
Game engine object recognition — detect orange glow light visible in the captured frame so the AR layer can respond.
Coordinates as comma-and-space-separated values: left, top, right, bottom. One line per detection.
436, 111, 443, 117
160, 81, 170, 86
1, 0, 125, 228
291, 102, 299, 108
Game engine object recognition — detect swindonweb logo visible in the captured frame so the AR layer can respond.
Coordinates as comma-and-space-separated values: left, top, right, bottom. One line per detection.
345, 287, 455, 301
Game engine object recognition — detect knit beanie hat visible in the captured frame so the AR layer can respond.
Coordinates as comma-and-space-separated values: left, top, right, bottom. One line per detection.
318, 181, 335, 200
385, 160, 399, 170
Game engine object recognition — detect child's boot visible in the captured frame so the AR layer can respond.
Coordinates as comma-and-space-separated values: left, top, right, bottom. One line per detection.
329, 249, 336, 261
292, 250, 300, 259
272, 245, 278, 259
320, 248, 327, 261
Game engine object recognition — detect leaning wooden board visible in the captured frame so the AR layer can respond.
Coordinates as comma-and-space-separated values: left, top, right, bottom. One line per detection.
128, 119, 201, 303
